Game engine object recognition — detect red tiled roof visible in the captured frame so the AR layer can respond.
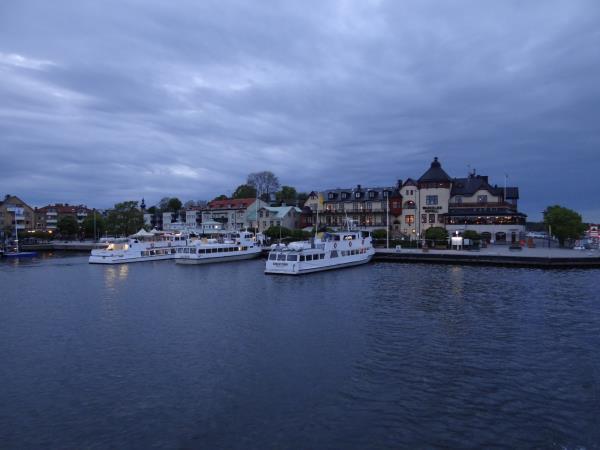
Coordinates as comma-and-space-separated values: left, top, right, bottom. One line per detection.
207, 198, 256, 210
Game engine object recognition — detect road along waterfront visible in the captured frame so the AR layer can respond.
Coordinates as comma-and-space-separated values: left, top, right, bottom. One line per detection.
1, 254, 599, 448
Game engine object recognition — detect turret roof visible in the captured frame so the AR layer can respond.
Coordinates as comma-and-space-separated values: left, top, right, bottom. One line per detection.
418, 157, 452, 182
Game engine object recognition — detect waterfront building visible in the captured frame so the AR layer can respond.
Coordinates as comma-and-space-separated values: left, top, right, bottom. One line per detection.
34, 203, 93, 232
248, 205, 302, 232
416, 157, 452, 234
399, 179, 418, 237
0, 195, 35, 236
305, 185, 402, 233
202, 197, 268, 231
446, 172, 525, 243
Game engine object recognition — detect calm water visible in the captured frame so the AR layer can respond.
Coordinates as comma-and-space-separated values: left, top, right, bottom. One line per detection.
1, 254, 599, 449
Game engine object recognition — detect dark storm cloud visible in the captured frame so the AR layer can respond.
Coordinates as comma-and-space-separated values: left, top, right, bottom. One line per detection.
1, 0, 599, 220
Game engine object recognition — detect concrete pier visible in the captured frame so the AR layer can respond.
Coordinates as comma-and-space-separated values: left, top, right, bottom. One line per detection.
374, 246, 600, 268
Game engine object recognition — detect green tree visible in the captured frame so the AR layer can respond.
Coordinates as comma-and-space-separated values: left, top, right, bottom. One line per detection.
81, 211, 106, 239
544, 205, 586, 247
276, 186, 297, 205
425, 227, 448, 241
232, 184, 257, 199
167, 198, 182, 212
296, 192, 309, 207
106, 201, 143, 237
157, 197, 170, 211
57, 215, 80, 238
212, 194, 228, 201
263, 225, 292, 240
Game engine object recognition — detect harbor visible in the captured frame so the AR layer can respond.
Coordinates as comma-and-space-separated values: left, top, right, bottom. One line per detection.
1, 253, 599, 448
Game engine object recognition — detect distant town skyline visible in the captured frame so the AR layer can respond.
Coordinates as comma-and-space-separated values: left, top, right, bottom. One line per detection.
1, 1, 599, 222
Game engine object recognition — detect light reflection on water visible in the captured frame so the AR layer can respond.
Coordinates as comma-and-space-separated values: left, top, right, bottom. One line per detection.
0, 256, 599, 449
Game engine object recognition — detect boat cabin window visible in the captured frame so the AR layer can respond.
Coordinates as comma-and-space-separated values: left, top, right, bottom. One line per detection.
330, 250, 338, 258
277, 254, 286, 261
286, 255, 298, 261
306, 254, 313, 261
269, 253, 277, 260
300, 255, 305, 261
319, 253, 325, 259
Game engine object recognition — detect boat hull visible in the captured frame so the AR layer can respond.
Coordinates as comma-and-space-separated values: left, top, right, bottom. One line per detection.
88, 254, 176, 264
176, 251, 261, 265
265, 254, 373, 275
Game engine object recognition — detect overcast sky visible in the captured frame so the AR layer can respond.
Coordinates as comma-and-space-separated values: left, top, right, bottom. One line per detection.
1, 0, 599, 221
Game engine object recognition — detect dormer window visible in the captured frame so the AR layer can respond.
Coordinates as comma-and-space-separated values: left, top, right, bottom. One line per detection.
368, 191, 375, 199
328, 193, 334, 200
341, 192, 348, 200
355, 192, 360, 199
383, 191, 390, 198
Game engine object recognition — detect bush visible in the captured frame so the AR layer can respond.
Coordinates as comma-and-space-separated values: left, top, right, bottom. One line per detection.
371, 229, 388, 239
463, 230, 480, 241
424, 227, 448, 241
263, 226, 292, 240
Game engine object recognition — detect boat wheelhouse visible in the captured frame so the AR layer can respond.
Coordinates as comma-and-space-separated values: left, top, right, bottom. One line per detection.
265, 230, 374, 275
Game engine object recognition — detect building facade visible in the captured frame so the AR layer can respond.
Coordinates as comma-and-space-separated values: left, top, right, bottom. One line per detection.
34, 203, 93, 232
306, 185, 402, 232
0, 195, 35, 236
202, 198, 268, 231
248, 205, 302, 232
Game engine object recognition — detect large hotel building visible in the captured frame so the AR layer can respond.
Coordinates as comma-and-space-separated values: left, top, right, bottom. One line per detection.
307, 157, 527, 244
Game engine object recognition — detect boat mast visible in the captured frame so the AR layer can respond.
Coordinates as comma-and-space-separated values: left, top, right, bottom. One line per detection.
386, 194, 390, 249
14, 208, 19, 253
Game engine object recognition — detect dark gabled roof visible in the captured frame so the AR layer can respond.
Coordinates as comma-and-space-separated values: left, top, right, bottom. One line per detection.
451, 175, 519, 199
418, 157, 452, 182
402, 178, 417, 187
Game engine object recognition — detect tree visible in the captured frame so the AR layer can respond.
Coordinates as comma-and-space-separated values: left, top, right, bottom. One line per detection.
544, 205, 586, 247
247, 171, 280, 201
276, 186, 297, 205
158, 197, 170, 211
106, 201, 143, 237
296, 192, 309, 207
232, 184, 257, 199
212, 194, 228, 201
263, 225, 292, 240
425, 227, 448, 241
147, 206, 157, 214
167, 197, 182, 212
57, 215, 79, 238
184, 200, 196, 209
81, 211, 106, 239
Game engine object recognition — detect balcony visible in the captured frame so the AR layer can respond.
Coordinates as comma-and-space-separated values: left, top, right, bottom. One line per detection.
449, 201, 513, 208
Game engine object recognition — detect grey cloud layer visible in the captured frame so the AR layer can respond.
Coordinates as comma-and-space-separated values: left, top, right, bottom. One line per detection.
1, 0, 599, 220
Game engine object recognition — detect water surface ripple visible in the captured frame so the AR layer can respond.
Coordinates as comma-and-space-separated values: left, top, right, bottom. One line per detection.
1, 255, 599, 449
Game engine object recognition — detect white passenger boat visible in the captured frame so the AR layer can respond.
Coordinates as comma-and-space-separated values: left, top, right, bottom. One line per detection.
175, 231, 262, 265
89, 229, 190, 264
264, 230, 374, 275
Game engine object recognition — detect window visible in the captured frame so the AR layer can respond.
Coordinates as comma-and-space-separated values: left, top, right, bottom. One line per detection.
300, 255, 305, 261
341, 192, 348, 200
369, 191, 375, 199
477, 195, 488, 204
287, 255, 298, 261
330, 250, 338, 258
277, 254, 286, 261
405, 215, 414, 225
269, 253, 277, 260
439, 215, 445, 223
320, 253, 325, 259
383, 191, 390, 198
426, 195, 438, 205
366, 202, 372, 210
306, 254, 313, 261
429, 214, 435, 223
355, 192, 361, 199
421, 214, 427, 223
329, 193, 334, 199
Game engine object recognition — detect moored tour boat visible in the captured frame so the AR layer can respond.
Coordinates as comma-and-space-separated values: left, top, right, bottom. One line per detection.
265, 230, 374, 275
175, 231, 262, 265
88, 229, 190, 264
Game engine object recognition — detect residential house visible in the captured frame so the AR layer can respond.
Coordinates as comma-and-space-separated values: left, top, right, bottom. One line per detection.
248, 205, 302, 232
0, 195, 35, 236
202, 198, 268, 231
